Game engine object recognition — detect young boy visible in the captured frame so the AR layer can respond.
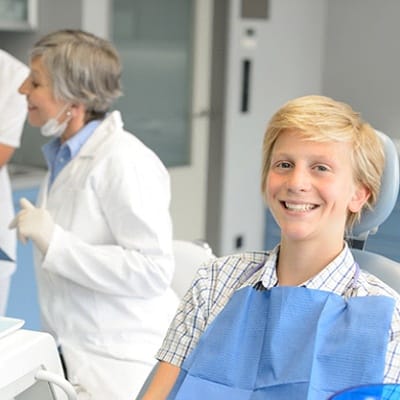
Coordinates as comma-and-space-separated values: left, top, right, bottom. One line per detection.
141, 95, 400, 399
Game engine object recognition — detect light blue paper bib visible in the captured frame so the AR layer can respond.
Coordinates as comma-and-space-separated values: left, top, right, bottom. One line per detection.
169, 286, 395, 400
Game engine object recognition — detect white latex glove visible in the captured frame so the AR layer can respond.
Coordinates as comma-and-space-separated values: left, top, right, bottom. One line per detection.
9, 198, 55, 255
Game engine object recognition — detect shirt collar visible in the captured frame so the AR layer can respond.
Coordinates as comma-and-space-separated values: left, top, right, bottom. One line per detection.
66, 119, 101, 158
260, 242, 357, 296
304, 243, 357, 295
42, 119, 101, 167
42, 138, 61, 170
260, 246, 279, 288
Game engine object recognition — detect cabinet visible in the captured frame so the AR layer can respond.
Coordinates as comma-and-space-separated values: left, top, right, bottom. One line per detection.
7, 186, 41, 331
0, 0, 37, 31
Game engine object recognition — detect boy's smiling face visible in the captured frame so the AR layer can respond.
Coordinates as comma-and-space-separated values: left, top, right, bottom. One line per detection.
265, 128, 369, 245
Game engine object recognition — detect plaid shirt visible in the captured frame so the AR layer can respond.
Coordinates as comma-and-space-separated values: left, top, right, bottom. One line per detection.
157, 243, 400, 383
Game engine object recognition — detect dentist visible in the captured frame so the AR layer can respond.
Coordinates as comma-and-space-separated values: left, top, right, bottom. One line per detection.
10, 29, 178, 400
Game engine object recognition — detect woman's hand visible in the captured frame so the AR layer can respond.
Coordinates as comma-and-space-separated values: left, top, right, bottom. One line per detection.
9, 197, 55, 255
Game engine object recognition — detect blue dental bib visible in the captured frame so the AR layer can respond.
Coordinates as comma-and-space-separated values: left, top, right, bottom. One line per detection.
168, 286, 395, 400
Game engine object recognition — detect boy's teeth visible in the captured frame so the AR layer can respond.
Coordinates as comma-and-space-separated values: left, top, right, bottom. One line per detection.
285, 203, 314, 211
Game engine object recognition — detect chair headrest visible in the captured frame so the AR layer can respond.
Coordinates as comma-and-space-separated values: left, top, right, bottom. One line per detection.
350, 130, 399, 240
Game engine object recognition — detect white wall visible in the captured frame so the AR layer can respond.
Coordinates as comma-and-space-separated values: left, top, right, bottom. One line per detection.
323, 0, 400, 139
214, 0, 327, 255
82, 0, 110, 39
4, 0, 399, 257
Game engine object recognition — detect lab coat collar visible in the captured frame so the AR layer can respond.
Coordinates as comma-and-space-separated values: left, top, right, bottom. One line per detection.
77, 111, 124, 158
39, 111, 124, 202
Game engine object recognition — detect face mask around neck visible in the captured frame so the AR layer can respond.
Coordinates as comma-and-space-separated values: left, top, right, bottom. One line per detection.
40, 105, 72, 138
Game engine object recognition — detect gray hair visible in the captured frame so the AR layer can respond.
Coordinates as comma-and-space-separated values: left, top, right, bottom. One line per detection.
30, 29, 122, 119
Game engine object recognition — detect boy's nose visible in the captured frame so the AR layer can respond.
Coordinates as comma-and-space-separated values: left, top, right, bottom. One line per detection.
286, 167, 311, 192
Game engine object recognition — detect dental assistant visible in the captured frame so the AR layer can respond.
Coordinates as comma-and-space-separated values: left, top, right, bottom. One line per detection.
0, 49, 28, 315
10, 29, 179, 400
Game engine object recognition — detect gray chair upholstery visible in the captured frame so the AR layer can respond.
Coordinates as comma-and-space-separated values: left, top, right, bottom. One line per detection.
352, 249, 400, 292
348, 130, 399, 249
348, 130, 400, 292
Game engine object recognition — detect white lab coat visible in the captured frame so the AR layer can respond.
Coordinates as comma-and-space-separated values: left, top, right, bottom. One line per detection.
0, 50, 29, 315
34, 111, 179, 399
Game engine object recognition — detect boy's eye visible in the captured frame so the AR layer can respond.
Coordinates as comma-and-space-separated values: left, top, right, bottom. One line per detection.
277, 161, 292, 169
315, 165, 329, 172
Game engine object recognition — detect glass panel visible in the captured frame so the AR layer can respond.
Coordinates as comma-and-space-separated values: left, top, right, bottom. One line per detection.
111, 0, 193, 167
0, 0, 28, 26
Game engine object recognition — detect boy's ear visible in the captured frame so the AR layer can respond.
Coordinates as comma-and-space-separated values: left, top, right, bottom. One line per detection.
348, 185, 370, 213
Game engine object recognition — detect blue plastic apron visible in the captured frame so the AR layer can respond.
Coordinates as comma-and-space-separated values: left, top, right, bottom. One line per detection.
168, 278, 395, 400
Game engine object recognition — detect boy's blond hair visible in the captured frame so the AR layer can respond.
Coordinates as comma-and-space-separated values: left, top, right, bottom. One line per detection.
261, 95, 385, 230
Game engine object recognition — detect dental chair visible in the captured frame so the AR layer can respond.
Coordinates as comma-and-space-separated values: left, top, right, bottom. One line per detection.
135, 239, 215, 399
348, 130, 400, 292
171, 239, 215, 298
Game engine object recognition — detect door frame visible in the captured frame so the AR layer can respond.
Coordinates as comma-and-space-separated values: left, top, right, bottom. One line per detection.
82, 0, 214, 242
168, 0, 213, 241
